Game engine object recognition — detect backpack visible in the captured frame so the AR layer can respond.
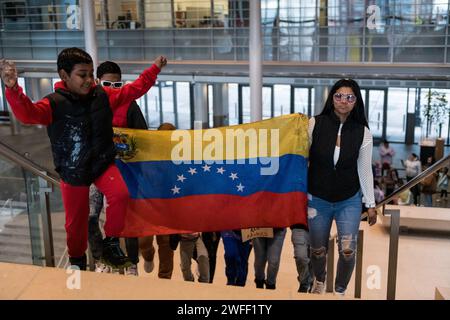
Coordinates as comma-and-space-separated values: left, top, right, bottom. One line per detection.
421, 175, 433, 187
421, 175, 436, 193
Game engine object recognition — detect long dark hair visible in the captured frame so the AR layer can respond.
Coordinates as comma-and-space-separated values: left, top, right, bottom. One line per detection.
320, 79, 369, 128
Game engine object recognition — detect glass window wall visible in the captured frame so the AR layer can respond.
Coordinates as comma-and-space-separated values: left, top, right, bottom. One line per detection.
161, 81, 175, 124
293, 87, 311, 116
1, 0, 449, 63
228, 83, 239, 126
9, 74, 450, 145
386, 88, 408, 142
241, 86, 272, 123
146, 81, 161, 128
273, 84, 291, 117
417, 88, 450, 143
367, 90, 385, 139
176, 82, 191, 129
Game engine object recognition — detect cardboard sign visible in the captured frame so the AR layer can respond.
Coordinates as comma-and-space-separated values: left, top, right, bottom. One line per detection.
241, 228, 274, 242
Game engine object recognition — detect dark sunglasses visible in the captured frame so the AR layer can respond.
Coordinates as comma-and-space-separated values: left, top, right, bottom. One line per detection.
101, 80, 123, 88
333, 92, 356, 104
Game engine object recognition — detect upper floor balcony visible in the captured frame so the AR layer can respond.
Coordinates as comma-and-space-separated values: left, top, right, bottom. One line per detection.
0, 0, 449, 65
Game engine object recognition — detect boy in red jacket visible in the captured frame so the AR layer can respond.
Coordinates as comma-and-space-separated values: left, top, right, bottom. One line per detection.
89, 60, 150, 275
0, 48, 167, 270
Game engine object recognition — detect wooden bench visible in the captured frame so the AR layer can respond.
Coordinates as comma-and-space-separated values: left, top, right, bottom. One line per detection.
383, 204, 450, 232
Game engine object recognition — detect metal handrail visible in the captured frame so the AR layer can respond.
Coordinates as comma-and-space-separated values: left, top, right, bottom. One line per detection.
377, 154, 450, 210
0, 140, 60, 186
325, 154, 450, 299
375, 154, 450, 300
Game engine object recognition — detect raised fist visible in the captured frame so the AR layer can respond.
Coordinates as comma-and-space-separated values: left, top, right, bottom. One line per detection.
0, 59, 18, 88
154, 56, 168, 69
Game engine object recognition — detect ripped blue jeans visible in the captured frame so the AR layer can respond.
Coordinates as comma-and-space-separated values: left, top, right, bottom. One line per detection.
307, 191, 362, 293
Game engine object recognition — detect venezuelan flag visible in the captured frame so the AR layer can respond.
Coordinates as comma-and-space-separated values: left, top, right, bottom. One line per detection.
115, 113, 309, 237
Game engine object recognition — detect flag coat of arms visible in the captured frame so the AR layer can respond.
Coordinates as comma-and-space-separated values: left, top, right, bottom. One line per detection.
115, 113, 309, 237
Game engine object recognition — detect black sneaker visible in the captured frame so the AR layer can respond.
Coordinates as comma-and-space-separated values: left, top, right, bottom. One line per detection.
265, 282, 276, 290
69, 254, 87, 271
255, 278, 265, 289
298, 284, 309, 293
101, 237, 131, 268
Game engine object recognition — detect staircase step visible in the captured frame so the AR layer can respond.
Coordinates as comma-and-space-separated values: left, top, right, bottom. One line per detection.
0, 244, 66, 266
0, 239, 65, 251
0, 255, 33, 265
0, 225, 66, 236
0, 262, 356, 300
0, 248, 32, 259
3, 225, 66, 233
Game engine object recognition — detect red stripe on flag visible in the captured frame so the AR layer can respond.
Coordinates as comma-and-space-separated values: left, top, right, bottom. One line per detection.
120, 191, 307, 237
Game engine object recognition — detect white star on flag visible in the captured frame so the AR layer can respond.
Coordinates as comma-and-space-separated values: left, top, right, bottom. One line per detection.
229, 173, 238, 181
217, 167, 226, 175
188, 168, 197, 175
177, 174, 186, 183
171, 186, 181, 195
202, 164, 211, 172
237, 183, 245, 192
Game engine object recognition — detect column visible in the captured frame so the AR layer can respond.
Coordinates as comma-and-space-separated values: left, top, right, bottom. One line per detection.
212, 83, 229, 128
193, 83, 209, 129
249, 0, 262, 122
81, 0, 98, 70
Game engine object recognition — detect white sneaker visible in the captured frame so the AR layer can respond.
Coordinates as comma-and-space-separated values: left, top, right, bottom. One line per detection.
334, 291, 345, 297
311, 279, 325, 294
94, 261, 111, 273
125, 263, 139, 276
110, 268, 121, 275
144, 260, 155, 273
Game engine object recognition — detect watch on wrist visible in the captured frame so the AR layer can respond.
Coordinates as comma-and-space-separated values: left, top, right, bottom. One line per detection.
366, 203, 376, 209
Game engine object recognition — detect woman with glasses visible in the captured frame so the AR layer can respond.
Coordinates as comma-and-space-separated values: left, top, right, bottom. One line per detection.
307, 79, 377, 295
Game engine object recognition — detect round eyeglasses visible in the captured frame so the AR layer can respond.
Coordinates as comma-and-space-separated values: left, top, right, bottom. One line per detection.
333, 93, 356, 104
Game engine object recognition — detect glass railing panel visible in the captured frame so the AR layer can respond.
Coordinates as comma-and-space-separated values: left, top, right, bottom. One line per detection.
0, 152, 65, 267
0, 155, 36, 265
48, 186, 67, 268
22, 169, 46, 266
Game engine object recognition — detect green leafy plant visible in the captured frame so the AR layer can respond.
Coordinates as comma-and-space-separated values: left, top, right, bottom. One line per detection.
422, 89, 449, 138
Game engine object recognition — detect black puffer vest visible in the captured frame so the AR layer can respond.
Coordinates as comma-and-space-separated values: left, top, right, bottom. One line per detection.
45, 86, 116, 186
308, 113, 365, 202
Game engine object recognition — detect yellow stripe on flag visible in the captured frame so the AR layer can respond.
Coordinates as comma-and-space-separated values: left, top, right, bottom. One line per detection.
113, 113, 309, 163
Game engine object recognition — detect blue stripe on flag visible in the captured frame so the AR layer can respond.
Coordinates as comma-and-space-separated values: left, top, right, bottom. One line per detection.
116, 154, 307, 199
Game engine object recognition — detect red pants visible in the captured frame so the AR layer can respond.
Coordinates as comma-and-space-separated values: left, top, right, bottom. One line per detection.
60, 164, 129, 258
